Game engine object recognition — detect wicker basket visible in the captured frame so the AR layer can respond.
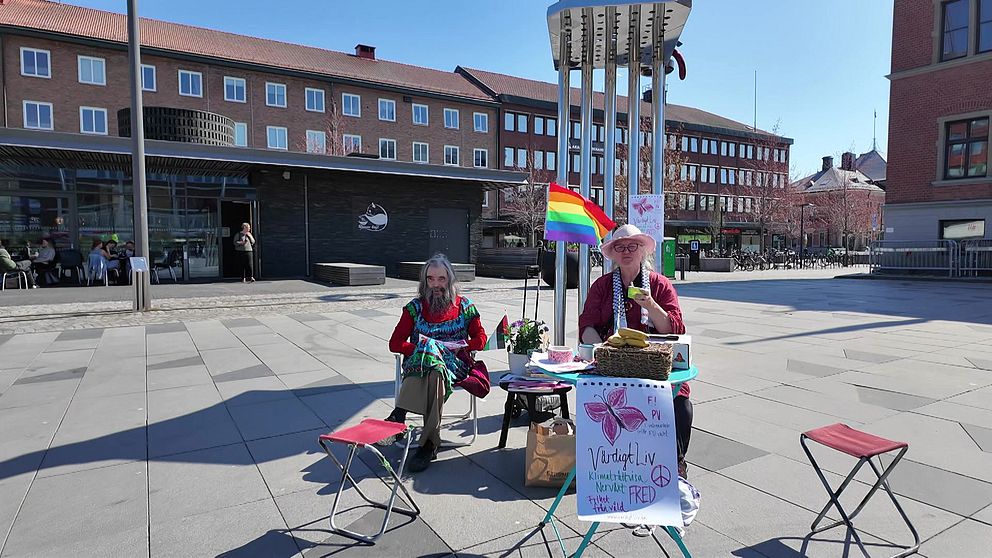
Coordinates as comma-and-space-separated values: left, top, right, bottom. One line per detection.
594, 343, 673, 381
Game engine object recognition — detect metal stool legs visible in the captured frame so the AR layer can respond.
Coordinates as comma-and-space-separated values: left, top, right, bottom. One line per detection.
801, 434, 920, 558
318, 435, 421, 544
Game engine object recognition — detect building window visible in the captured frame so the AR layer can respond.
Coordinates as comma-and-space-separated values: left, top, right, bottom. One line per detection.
379, 138, 397, 160
224, 77, 246, 103
342, 93, 361, 117
343, 134, 361, 154
378, 98, 396, 122
77, 56, 106, 86
729, 142, 737, 157
535, 116, 545, 135
444, 145, 460, 166
474, 148, 488, 168
571, 153, 581, 173
306, 130, 327, 154
517, 114, 527, 133
266, 126, 288, 150
474, 112, 488, 133
22, 101, 53, 130
504, 112, 516, 132
702, 138, 711, 154
482, 191, 490, 208
178, 70, 202, 97
980, 0, 992, 53
942, 0, 970, 61
266, 82, 287, 107
534, 151, 545, 170
413, 104, 429, 125
305, 88, 325, 112
504, 147, 515, 168
571, 121, 581, 140
79, 106, 107, 135
413, 142, 429, 163
547, 151, 557, 171
141, 64, 156, 91
234, 123, 248, 147
517, 148, 527, 168
546, 117, 557, 136
945, 117, 989, 178
618, 127, 627, 144
20, 47, 51, 78
720, 168, 728, 184
689, 137, 699, 152
444, 108, 459, 129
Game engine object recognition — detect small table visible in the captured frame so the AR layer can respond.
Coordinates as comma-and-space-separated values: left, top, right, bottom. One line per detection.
497, 375, 572, 449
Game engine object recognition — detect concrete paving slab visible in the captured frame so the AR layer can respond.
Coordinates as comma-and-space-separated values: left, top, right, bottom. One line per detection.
200, 346, 264, 376
298, 386, 388, 430
147, 363, 213, 392
145, 322, 187, 334
215, 376, 295, 407
885, 459, 992, 517
844, 349, 904, 364
688, 429, 769, 473
753, 385, 900, 424
454, 525, 610, 558
278, 370, 355, 396
0, 370, 20, 396
212, 363, 276, 382
247, 428, 344, 498
962, 423, 992, 453
299, 510, 451, 558
185, 319, 244, 351
918, 519, 992, 558
228, 397, 324, 441
151, 498, 300, 558
73, 355, 146, 399
914, 400, 992, 429
149, 443, 271, 523
0, 461, 147, 558
974, 503, 992, 525
0, 373, 81, 411
946, 385, 992, 411
248, 341, 329, 375
145, 330, 197, 356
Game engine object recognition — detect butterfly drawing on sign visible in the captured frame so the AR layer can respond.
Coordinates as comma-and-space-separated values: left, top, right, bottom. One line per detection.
633, 198, 655, 216
584, 387, 648, 446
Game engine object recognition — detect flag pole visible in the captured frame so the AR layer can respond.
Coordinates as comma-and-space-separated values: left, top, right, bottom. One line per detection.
553, 19, 571, 347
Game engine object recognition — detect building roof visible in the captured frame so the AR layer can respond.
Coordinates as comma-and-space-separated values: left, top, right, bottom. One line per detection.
457, 66, 787, 139
0, 0, 494, 102
792, 166, 884, 194
852, 149, 887, 182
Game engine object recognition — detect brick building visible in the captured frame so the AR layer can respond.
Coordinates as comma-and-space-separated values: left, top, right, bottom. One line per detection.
885, 0, 992, 241
456, 67, 794, 251
0, 0, 521, 279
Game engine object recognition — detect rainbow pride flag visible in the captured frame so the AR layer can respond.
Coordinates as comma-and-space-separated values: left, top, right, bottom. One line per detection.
544, 182, 616, 245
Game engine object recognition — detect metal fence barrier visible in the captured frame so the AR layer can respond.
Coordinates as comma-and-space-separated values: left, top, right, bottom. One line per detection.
960, 239, 992, 277
869, 240, 960, 277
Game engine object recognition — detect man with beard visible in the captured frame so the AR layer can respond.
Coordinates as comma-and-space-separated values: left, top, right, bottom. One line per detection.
385, 254, 487, 472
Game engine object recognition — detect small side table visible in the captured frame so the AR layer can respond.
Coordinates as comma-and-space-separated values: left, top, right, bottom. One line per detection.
497, 377, 572, 449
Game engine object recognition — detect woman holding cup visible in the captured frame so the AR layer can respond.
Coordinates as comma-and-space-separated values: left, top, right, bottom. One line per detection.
577, 224, 692, 477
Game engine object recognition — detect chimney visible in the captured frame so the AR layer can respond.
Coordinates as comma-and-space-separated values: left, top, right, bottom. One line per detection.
822, 156, 834, 171
642, 88, 652, 103
841, 151, 855, 171
354, 44, 376, 60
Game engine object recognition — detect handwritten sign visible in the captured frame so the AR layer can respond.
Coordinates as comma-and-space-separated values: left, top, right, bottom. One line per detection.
629, 194, 665, 245
576, 376, 681, 526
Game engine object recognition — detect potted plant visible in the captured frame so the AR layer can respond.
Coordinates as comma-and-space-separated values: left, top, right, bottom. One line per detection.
507, 319, 549, 374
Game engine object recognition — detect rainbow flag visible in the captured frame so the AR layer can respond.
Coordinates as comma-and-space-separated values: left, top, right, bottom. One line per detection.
544, 182, 616, 245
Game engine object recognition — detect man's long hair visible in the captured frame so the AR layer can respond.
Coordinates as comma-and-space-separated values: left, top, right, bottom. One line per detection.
419, 253, 458, 312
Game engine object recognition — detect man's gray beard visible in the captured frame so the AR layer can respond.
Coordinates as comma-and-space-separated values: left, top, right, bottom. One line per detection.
427, 289, 452, 314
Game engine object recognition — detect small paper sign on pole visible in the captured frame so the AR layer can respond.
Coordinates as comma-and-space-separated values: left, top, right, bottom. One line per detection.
129, 257, 148, 273
576, 376, 682, 526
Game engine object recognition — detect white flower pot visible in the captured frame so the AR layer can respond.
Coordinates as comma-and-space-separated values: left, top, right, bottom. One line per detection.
508, 352, 530, 375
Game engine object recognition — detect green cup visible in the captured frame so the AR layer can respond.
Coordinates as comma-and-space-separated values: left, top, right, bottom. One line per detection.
627, 286, 648, 299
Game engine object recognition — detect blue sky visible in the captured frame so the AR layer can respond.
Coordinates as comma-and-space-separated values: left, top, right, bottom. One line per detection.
72, 0, 894, 176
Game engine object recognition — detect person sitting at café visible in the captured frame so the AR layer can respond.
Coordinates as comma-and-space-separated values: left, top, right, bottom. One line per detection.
578, 224, 692, 478
30, 238, 57, 287
384, 254, 488, 473
1, 239, 37, 288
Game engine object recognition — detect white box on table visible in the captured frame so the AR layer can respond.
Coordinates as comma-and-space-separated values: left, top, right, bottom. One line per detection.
647, 334, 691, 370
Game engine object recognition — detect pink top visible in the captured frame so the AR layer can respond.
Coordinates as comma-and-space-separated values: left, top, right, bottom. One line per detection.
578, 270, 690, 398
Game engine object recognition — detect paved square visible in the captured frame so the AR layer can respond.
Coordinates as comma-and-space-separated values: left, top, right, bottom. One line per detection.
1, 270, 991, 557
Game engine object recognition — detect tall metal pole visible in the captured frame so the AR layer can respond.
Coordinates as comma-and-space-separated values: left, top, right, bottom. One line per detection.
577, 7, 594, 315
650, 12, 666, 269
625, 7, 641, 222
553, 22, 571, 347
127, 0, 151, 311
800, 204, 806, 269
602, 6, 618, 275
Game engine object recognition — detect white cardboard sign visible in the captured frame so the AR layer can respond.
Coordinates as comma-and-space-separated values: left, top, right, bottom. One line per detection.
576, 376, 681, 526
629, 194, 665, 245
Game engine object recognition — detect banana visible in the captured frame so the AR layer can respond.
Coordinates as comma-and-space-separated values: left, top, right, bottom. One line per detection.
606, 334, 627, 347
618, 327, 648, 341
624, 337, 649, 348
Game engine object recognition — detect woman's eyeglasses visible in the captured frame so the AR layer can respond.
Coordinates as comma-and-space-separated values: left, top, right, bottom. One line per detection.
613, 244, 641, 253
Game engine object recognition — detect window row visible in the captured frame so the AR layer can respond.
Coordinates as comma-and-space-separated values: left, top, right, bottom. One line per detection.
674, 193, 758, 213
503, 148, 558, 171
23, 101, 108, 134
342, 94, 488, 131
679, 164, 788, 187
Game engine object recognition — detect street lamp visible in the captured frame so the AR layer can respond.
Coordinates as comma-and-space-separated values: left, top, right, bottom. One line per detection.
797, 203, 813, 269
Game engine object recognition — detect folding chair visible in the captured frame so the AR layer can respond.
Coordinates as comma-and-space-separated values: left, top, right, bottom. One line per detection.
394, 354, 478, 447
800, 423, 920, 558
317, 419, 421, 544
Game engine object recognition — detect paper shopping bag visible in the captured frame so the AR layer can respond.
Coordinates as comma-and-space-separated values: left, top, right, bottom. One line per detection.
525, 418, 576, 488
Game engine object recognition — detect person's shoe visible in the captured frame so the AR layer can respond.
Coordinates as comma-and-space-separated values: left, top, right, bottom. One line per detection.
249, 277, 255, 283
406, 440, 438, 473
678, 455, 688, 479
375, 412, 407, 447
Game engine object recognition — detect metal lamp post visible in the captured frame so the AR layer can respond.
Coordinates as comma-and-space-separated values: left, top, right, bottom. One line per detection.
127, 0, 152, 311
798, 202, 813, 269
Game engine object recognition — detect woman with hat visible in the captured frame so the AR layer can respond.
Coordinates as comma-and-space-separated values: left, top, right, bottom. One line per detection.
578, 224, 692, 477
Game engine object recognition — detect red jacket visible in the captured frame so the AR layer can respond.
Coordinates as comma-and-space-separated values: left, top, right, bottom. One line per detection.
389, 296, 488, 357
578, 270, 690, 398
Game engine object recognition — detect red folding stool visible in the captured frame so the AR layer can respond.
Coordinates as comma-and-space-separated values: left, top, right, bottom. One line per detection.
801, 423, 920, 558
317, 418, 420, 544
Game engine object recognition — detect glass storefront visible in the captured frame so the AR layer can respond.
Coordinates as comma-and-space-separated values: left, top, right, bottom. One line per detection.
0, 163, 253, 279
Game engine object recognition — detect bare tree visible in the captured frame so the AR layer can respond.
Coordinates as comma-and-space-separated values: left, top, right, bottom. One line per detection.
501, 151, 557, 247
738, 123, 795, 251
613, 120, 694, 225
296, 100, 350, 155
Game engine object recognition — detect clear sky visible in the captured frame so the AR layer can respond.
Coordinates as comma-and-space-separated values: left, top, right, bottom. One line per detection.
70, 0, 894, 177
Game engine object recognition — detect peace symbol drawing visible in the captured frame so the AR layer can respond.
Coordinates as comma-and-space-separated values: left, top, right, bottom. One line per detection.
651, 464, 672, 488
